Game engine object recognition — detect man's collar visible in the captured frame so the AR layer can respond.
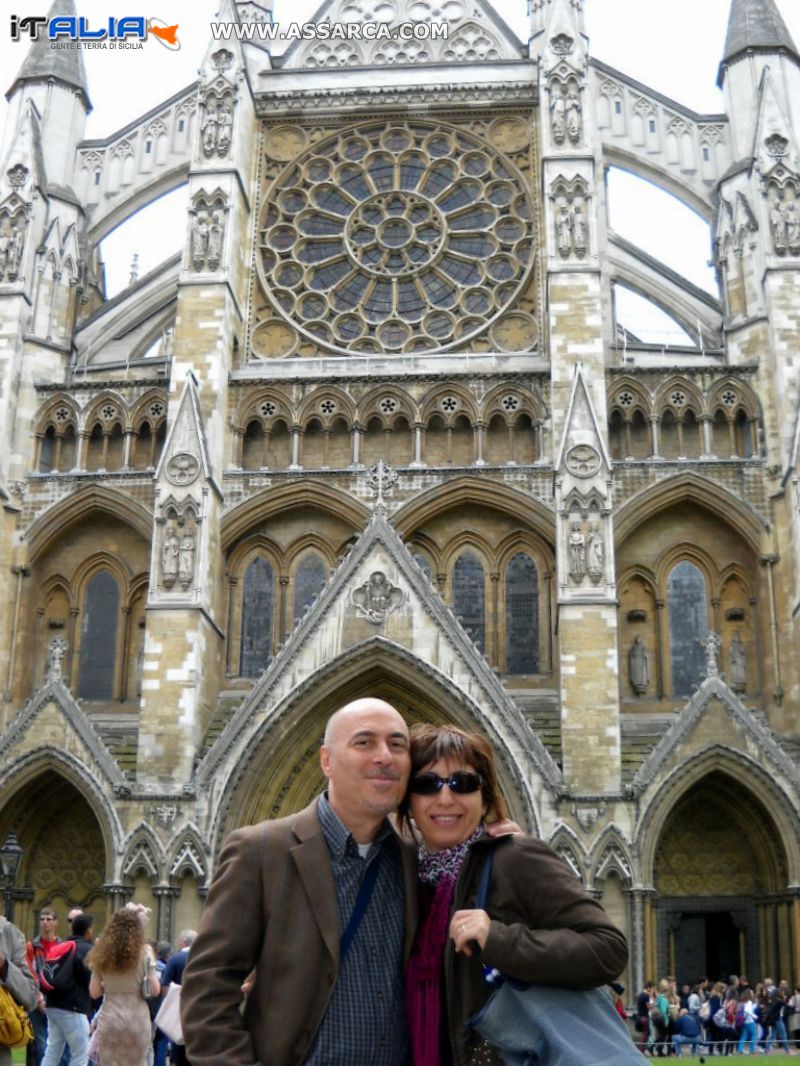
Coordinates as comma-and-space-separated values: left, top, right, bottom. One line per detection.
317, 792, 395, 859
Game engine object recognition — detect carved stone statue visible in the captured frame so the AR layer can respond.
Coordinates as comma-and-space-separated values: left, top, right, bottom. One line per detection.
216, 103, 233, 155
207, 212, 224, 269
784, 198, 800, 253
586, 521, 604, 584
629, 635, 649, 695
770, 198, 787, 254
565, 89, 582, 143
191, 213, 209, 270
556, 205, 572, 258
178, 530, 196, 590
161, 528, 180, 588
201, 102, 218, 157
572, 206, 586, 257
47, 636, 69, 682
728, 632, 746, 692
6, 223, 24, 279
550, 91, 566, 143
568, 521, 585, 581
0, 225, 11, 279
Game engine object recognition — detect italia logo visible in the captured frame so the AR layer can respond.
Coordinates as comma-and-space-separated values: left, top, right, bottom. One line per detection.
9, 14, 181, 49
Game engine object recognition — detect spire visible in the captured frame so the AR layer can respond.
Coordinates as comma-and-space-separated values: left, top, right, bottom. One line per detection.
6, 0, 91, 110
721, 0, 798, 69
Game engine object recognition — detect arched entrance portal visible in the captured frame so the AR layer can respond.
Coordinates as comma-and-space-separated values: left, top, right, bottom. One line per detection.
0, 771, 109, 936
652, 771, 789, 984
214, 641, 537, 855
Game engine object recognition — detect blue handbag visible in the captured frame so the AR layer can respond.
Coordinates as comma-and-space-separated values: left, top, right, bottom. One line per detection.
466, 847, 646, 1066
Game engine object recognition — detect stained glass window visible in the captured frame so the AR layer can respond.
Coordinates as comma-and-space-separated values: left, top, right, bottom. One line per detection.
453, 552, 485, 652
506, 553, 539, 674
77, 570, 119, 699
668, 561, 708, 696
294, 554, 326, 619
240, 557, 274, 678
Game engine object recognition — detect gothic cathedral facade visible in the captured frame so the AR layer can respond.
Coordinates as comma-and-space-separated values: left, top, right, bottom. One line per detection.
1, 0, 800, 992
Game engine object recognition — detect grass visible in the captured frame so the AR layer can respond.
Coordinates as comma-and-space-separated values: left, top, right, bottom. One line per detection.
653, 1058, 796, 1064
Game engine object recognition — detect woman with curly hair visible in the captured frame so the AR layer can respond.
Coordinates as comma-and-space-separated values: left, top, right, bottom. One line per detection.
87, 904, 160, 1066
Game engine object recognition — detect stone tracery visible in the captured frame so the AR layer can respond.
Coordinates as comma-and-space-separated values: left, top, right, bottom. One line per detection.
255, 119, 536, 357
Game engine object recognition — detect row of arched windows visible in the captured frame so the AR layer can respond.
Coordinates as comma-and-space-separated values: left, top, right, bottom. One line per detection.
239, 413, 541, 470
237, 547, 544, 676
38, 419, 167, 473
609, 406, 756, 460
38, 567, 147, 701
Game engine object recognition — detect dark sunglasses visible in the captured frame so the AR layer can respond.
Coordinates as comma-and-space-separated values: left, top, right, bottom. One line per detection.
409, 771, 482, 796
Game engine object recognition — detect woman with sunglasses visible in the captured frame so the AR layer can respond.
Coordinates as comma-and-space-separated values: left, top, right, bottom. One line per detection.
400, 723, 629, 1066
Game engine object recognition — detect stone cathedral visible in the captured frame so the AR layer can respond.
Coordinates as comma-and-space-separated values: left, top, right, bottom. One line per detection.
1, 0, 799, 993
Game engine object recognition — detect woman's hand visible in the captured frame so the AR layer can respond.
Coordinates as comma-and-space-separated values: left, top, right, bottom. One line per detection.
449, 909, 491, 956
487, 819, 522, 837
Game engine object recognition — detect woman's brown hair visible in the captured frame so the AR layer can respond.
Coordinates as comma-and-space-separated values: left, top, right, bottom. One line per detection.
87, 908, 144, 974
398, 722, 509, 831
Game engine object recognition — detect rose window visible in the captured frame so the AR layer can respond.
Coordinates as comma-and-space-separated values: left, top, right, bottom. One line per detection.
722, 390, 737, 407
257, 120, 535, 355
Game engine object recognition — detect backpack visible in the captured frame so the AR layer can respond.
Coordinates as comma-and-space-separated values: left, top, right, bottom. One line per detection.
0, 985, 33, 1049
39, 939, 77, 994
734, 1001, 746, 1030
699, 1000, 711, 1023
712, 1006, 727, 1028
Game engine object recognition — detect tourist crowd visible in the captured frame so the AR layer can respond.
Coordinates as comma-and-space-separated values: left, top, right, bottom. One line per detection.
634, 974, 800, 1057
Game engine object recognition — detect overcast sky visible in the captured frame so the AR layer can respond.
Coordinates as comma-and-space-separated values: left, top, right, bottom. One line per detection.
2, 0, 799, 339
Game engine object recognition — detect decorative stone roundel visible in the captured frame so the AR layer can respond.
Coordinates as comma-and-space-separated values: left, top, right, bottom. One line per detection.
166, 453, 200, 486
565, 444, 601, 478
257, 119, 535, 356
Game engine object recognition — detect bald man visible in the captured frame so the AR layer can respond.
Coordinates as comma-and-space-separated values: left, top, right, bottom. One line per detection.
181, 698, 416, 1066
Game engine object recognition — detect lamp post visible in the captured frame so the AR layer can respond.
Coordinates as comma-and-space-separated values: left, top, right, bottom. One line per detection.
0, 830, 23, 923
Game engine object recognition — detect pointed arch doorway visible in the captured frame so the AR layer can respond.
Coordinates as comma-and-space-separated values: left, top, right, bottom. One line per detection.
651, 771, 790, 984
214, 640, 539, 855
0, 769, 111, 934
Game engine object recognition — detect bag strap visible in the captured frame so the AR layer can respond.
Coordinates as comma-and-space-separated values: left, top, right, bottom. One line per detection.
474, 842, 496, 912
474, 844, 504, 986
340, 850, 382, 963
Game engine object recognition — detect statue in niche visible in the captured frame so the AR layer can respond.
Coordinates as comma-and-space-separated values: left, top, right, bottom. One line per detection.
629, 635, 649, 695
178, 529, 196, 590
565, 89, 582, 143
568, 521, 585, 581
216, 102, 233, 155
556, 205, 572, 257
0, 224, 11, 279
161, 527, 180, 588
784, 198, 800, 253
191, 213, 209, 270
728, 632, 746, 692
207, 211, 224, 269
572, 206, 587, 257
46, 636, 69, 682
550, 91, 566, 143
586, 520, 604, 584
8, 222, 25, 278
201, 102, 218, 157
770, 197, 787, 254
